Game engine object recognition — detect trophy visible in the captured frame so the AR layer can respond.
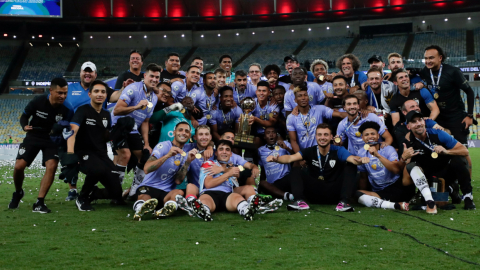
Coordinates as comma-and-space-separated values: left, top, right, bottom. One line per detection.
234, 97, 255, 148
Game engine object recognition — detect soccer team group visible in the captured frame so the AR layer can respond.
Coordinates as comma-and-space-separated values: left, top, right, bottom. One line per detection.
7, 44, 477, 222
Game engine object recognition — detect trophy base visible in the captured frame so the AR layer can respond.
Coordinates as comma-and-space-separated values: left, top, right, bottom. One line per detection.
234, 134, 256, 150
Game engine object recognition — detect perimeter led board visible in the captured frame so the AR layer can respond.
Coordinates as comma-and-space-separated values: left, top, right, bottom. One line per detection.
0, 0, 61, 18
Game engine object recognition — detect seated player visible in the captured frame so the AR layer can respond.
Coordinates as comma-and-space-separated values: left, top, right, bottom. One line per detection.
400, 111, 475, 212
9, 78, 71, 213
65, 80, 124, 211
335, 95, 392, 155
258, 127, 306, 209
267, 123, 368, 212
132, 122, 197, 220
208, 86, 243, 142
191, 140, 263, 221
251, 81, 279, 148
287, 85, 346, 153
355, 121, 412, 211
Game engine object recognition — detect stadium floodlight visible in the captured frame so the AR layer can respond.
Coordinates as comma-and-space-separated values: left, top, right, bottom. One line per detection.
236, 33, 239, 36
164, 35, 167, 38
182, 34, 185, 37
422, 20, 425, 23
291, 29, 294, 32
73, 37, 76, 40
201, 34, 204, 38
444, 18, 448, 21
308, 28, 311, 31
13, 35, 16, 38
144, 35, 147, 38
90, 36, 93, 39
39, 35, 42, 38
32, 36, 35, 39
271, 30, 274, 33
218, 34, 221, 37
468, 17, 471, 20
129, 36, 132, 38
108, 36, 111, 39
252, 32, 255, 35
327, 27, 330, 30
3, 33, 6, 37
347, 25, 349, 28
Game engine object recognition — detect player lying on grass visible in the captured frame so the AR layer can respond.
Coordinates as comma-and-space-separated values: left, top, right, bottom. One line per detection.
132, 122, 196, 220
354, 121, 411, 211
267, 123, 368, 212
190, 140, 264, 221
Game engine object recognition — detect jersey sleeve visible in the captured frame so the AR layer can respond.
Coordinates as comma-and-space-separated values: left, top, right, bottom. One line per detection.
171, 82, 184, 102
435, 129, 458, 149
114, 73, 125, 90
357, 164, 367, 172
23, 96, 39, 117
151, 142, 170, 158
357, 71, 368, 85
419, 88, 434, 104
336, 120, 346, 141
384, 146, 399, 161
313, 84, 325, 104
106, 87, 115, 103
286, 114, 296, 132
322, 105, 333, 120
70, 106, 87, 127
235, 155, 248, 166
119, 84, 136, 105
257, 149, 264, 167
284, 141, 292, 149
425, 119, 437, 129
208, 111, 217, 126
369, 114, 387, 135
197, 92, 207, 112
234, 107, 243, 123
284, 92, 294, 111
336, 146, 352, 162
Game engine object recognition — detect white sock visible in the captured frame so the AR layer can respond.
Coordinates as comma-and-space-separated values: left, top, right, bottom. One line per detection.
204, 204, 211, 214
70, 188, 77, 192
237, 201, 248, 215
358, 194, 395, 209
247, 195, 256, 204
133, 200, 145, 212
116, 164, 126, 184
134, 165, 146, 184
166, 200, 178, 210
410, 166, 434, 202
464, 193, 473, 200
284, 192, 294, 201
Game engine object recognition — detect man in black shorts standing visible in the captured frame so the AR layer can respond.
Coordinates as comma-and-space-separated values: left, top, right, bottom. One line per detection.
65, 80, 125, 211
420, 45, 476, 175
9, 78, 71, 213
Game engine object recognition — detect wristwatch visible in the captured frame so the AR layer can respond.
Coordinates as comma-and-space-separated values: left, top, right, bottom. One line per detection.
467, 114, 474, 119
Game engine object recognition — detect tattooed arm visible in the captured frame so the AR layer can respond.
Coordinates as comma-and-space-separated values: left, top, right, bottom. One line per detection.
143, 146, 182, 174
175, 160, 191, 185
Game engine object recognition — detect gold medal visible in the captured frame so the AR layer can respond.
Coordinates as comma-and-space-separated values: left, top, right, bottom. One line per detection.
355, 131, 361, 137
318, 176, 324, 180
364, 144, 370, 150
206, 114, 212, 119
434, 93, 439, 99
260, 115, 265, 120
275, 146, 280, 151
431, 152, 438, 159
181, 152, 186, 157
195, 153, 202, 159
334, 137, 341, 143
319, 75, 324, 81
147, 102, 153, 109
180, 108, 186, 113
223, 120, 227, 124
174, 160, 181, 166
238, 165, 244, 172
371, 164, 377, 170
269, 112, 273, 118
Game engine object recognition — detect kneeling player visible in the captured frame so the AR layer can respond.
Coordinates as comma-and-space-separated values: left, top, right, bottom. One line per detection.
191, 140, 262, 221
132, 122, 196, 220
65, 80, 124, 211
355, 121, 412, 211
9, 78, 71, 213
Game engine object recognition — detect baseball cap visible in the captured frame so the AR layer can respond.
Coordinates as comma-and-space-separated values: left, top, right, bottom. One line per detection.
368, 55, 383, 64
284, 55, 298, 63
81, 61, 97, 72
406, 111, 423, 123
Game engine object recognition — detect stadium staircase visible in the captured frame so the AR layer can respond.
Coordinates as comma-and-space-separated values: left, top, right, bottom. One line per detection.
66, 47, 83, 72
0, 44, 24, 94
345, 36, 360, 54
402, 33, 415, 59
142, 48, 152, 61
181, 46, 198, 68
8, 44, 30, 81
466, 30, 475, 61
292, 40, 308, 56
233, 43, 261, 69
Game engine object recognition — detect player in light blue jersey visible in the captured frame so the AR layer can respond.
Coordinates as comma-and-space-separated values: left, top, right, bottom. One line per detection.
251, 81, 280, 148
191, 140, 263, 221
112, 63, 162, 199
284, 67, 325, 117
208, 86, 243, 142
132, 122, 198, 220
287, 85, 347, 153
231, 70, 257, 107
354, 121, 411, 211
335, 95, 393, 155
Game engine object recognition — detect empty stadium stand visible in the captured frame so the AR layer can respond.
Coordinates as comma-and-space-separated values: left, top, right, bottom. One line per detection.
0, 99, 30, 143
17, 47, 76, 81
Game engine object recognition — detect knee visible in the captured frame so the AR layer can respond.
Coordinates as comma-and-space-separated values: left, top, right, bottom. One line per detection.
117, 149, 131, 163
405, 162, 419, 175
14, 160, 27, 172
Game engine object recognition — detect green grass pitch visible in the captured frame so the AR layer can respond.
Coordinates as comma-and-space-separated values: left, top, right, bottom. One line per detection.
1, 150, 479, 269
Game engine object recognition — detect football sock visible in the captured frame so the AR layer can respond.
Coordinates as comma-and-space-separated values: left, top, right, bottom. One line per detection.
36, 197, 45, 205
410, 166, 434, 203
284, 192, 294, 201
166, 200, 178, 210
237, 201, 248, 215
357, 194, 395, 209
203, 204, 211, 214
115, 164, 126, 184
186, 195, 197, 202
464, 193, 473, 200
133, 200, 145, 212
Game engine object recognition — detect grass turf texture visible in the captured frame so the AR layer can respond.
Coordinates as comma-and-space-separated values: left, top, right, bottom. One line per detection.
1, 150, 479, 269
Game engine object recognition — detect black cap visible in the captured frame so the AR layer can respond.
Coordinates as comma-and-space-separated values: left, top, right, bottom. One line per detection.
284, 55, 298, 63
368, 55, 383, 64
406, 111, 423, 123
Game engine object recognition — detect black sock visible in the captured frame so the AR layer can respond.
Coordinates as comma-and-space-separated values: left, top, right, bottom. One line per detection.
394, 203, 400, 210
426, 200, 435, 209
36, 197, 45, 205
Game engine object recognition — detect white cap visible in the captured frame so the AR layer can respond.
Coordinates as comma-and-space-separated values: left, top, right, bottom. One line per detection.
81, 61, 97, 72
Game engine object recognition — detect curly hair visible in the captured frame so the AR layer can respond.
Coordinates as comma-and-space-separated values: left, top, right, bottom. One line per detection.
336, 54, 361, 71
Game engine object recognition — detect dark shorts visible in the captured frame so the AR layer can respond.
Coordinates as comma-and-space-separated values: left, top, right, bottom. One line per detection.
201, 190, 231, 212
113, 133, 144, 151
237, 168, 252, 186
16, 138, 58, 167
376, 178, 415, 202
436, 118, 469, 146
136, 186, 168, 208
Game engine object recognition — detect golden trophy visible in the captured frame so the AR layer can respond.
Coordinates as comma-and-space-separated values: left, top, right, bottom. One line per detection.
234, 97, 255, 148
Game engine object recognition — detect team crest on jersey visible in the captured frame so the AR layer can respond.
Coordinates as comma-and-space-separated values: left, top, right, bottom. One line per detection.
191, 93, 196, 98
18, 148, 25, 155
127, 89, 133, 96
309, 95, 313, 101
413, 98, 419, 105
329, 160, 336, 168
83, 155, 89, 160
102, 118, 108, 127
157, 143, 163, 149
55, 114, 62, 122
311, 117, 316, 124
173, 85, 179, 91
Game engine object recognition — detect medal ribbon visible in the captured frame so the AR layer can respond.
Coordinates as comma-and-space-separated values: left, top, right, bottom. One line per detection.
143, 83, 153, 102
429, 64, 442, 97
234, 87, 244, 105
316, 147, 329, 177
257, 100, 270, 120
414, 132, 436, 152
339, 114, 360, 139
299, 108, 311, 139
